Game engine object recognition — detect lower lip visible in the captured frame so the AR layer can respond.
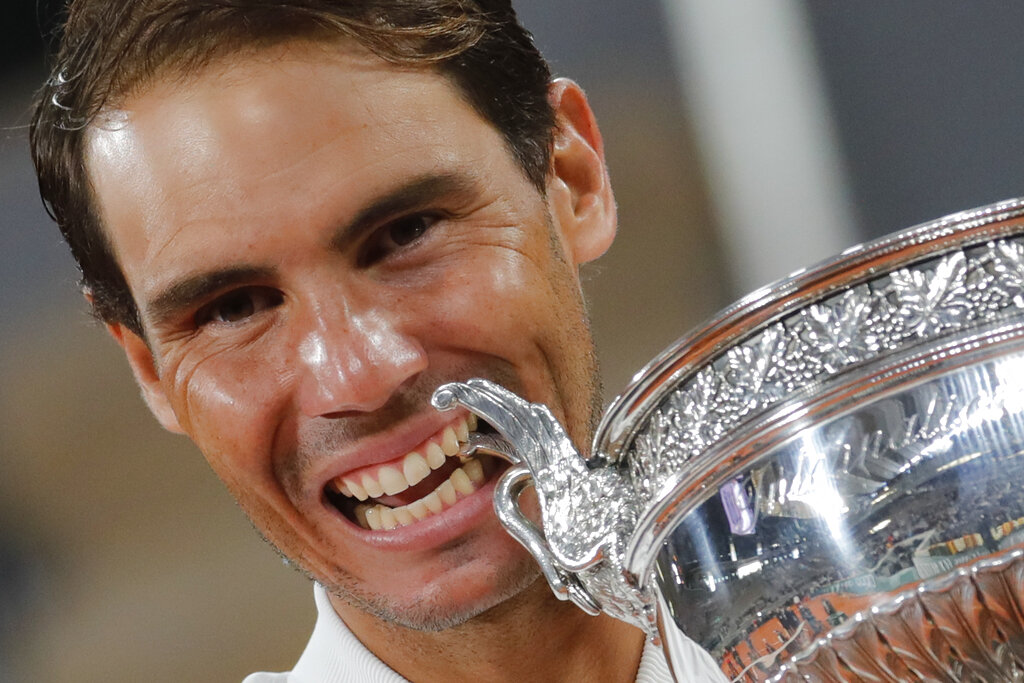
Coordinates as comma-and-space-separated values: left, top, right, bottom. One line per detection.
324, 465, 509, 552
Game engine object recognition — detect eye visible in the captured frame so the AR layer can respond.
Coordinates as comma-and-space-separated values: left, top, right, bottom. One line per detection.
360, 213, 439, 265
195, 287, 283, 326
389, 214, 434, 246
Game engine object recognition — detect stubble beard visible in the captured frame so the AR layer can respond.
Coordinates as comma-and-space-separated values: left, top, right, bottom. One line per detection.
320, 548, 545, 631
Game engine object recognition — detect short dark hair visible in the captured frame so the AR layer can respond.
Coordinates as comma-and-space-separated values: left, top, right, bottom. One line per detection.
30, 0, 555, 336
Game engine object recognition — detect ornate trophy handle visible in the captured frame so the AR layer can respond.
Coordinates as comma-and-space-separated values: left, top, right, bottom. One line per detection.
431, 379, 601, 614
494, 464, 600, 614
432, 378, 658, 634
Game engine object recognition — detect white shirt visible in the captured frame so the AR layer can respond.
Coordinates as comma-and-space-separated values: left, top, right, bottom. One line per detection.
244, 585, 726, 682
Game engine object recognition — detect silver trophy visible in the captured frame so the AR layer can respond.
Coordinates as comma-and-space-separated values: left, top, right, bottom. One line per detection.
433, 199, 1024, 681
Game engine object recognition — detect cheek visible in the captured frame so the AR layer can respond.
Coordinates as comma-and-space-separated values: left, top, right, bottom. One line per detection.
419, 241, 564, 349
168, 346, 290, 487
169, 350, 332, 567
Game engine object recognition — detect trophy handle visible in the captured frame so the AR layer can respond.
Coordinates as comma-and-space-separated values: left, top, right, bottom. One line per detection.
432, 379, 605, 615
494, 464, 601, 614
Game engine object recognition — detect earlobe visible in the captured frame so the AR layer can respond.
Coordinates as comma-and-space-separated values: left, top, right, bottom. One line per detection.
547, 78, 617, 265
106, 323, 186, 434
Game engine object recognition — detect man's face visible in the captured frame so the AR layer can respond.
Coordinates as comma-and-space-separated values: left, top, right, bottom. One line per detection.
85, 41, 614, 629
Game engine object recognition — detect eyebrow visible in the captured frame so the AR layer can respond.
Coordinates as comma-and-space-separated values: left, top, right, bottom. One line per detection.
329, 172, 480, 252
143, 172, 481, 328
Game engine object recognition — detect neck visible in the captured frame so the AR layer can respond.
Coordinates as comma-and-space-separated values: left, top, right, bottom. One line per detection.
334, 578, 646, 683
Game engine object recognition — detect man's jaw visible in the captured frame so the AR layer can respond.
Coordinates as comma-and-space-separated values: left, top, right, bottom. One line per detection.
324, 414, 508, 530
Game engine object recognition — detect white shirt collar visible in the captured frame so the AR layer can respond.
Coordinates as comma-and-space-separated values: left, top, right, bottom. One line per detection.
244, 583, 724, 682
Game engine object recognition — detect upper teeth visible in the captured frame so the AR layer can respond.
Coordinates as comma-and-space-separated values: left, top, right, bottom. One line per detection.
330, 414, 477, 502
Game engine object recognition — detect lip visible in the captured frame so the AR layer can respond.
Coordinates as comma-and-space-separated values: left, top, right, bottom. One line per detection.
320, 460, 508, 552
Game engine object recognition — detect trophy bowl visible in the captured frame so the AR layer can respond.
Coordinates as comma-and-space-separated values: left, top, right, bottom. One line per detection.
433, 198, 1024, 681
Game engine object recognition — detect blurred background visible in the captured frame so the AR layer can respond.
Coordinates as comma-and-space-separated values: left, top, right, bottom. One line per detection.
2, 1, 1023, 680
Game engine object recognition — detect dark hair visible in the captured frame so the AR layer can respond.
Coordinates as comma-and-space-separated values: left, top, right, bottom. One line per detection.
30, 0, 554, 336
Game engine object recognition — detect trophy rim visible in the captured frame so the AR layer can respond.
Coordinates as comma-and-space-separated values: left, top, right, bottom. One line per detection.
592, 197, 1024, 463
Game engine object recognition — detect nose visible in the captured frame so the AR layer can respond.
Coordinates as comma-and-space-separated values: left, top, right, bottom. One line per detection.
295, 299, 427, 417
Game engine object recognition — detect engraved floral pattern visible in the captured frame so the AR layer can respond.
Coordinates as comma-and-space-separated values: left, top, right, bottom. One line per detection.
796, 285, 879, 373
724, 323, 792, 410
989, 239, 1024, 308
625, 237, 1024, 499
889, 251, 972, 336
670, 370, 724, 451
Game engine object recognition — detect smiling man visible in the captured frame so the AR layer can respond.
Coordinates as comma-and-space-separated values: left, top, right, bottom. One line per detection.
30, 1, 719, 681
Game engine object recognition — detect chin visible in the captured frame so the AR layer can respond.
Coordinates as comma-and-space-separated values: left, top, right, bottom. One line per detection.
326, 549, 542, 632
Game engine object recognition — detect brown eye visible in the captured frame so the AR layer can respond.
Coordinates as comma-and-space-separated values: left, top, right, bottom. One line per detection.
197, 287, 283, 326
361, 213, 439, 265
388, 214, 432, 246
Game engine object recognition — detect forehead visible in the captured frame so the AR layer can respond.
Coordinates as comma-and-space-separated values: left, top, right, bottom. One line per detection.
87, 39, 482, 193
84, 41, 514, 293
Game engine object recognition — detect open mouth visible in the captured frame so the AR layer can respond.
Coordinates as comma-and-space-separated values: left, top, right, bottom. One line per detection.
324, 415, 508, 530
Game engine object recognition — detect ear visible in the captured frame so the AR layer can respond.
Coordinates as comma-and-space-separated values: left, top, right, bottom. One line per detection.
106, 322, 186, 434
546, 78, 617, 265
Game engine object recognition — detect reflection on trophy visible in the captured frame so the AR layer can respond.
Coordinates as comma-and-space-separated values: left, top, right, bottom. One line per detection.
434, 199, 1024, 681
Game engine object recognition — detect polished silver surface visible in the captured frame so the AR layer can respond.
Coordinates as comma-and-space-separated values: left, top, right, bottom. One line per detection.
776, 550, 1024, 681
433, 198, 1024, 680
655, 329, 1024, 680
